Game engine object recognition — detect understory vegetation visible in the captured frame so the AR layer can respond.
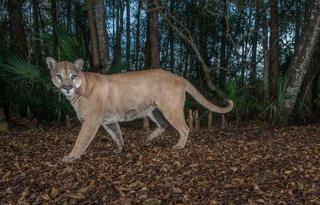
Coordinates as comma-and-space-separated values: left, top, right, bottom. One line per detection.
1, 0, 320, 125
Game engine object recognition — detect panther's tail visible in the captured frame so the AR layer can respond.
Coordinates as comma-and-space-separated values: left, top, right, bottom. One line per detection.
185, 80, 233, 113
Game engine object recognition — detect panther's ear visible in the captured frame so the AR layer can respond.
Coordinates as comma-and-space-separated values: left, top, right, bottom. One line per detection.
46, 57, 57, 70
74, 59, 84, 70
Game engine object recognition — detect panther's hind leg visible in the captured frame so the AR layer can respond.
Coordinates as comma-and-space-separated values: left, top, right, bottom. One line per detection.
144, 108, 169, 145
103, 122, 124, 154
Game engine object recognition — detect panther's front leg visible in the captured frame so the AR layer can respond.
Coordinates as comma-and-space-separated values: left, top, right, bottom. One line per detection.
62, 121, 100, 162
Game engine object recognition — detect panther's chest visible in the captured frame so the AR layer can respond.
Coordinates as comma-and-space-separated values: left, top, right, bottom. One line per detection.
103, 106, 155, 124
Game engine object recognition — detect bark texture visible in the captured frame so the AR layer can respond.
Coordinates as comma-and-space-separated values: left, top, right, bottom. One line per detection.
219, 0, 228, 89
8, 0, 28, 58
269, 0, 280, 100
148, 0, 160, 69
112, 1, 124, 66
87, 0, 101, 73
126, 0, 131, 69
283, 0, 320, 114
95, 0, 111, 73
262, 0, 269, 100
135, 0, 142, 70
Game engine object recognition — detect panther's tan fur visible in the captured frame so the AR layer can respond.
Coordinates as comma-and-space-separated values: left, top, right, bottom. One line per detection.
46, 57, 233, 162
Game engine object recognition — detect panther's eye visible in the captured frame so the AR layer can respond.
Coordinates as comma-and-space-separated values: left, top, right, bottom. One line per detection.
56, 74, 63, 79
71, 74, 77, 80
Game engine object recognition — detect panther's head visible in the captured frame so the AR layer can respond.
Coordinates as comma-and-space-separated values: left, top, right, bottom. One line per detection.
46, 57, 84, 97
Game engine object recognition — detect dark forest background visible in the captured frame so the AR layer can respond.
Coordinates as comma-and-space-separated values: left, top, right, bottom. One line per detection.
1, 0, 320, 126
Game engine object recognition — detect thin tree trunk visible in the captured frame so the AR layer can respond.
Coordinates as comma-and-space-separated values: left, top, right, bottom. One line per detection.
76, 0, 84, 35
262, 0, 269, 100
0, 108, 9, 134
294, 1, 301, 46
135, 0, 142, 70
188, 109, 194, 130
66, 1, 72, 32
208, 112, 213, 129
32, 0, 41, 64
0, 23, 4, 49
250, 0, 260, 82
87, 0, 101, 73
199, 3, 210, 74
112, 0, 116, 46
113, 1, 124, 66
311, 71, 320, 113
269, 0, 280, 100
95, 0, 111, 73
8, 0, 28, 58
283, 0, 320, 115
50, 0, 58, 46
148, 0, 160, 69
194, 110, 200, 130
219, 0, 227, 89
169, 0, 175, 71
144, 12, 151, 69
126, 0, 131, 69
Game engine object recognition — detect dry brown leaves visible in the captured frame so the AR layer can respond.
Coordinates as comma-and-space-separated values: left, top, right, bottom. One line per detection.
1, 122, 320, 204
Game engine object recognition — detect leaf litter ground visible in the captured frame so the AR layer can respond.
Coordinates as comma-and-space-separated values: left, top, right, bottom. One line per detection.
1, 122, 320, 204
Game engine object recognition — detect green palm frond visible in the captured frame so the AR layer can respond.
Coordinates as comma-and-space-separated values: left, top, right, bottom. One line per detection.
261, 74, 290, 125
55, 26, 86, 61
0, 56, 42, 83
36, 25, 87, 63
227, 80, 256, 120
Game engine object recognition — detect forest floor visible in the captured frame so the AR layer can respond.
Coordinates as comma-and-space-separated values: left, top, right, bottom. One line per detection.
1, 121, 320, 204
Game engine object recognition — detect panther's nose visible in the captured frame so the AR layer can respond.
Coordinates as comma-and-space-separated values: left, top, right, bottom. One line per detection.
62, 85, 73, 92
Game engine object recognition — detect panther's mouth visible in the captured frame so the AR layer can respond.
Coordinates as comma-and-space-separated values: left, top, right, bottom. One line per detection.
61, 87, 75, 96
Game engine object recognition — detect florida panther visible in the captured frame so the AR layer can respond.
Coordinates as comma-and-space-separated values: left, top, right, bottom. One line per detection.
46, 57, 233, 162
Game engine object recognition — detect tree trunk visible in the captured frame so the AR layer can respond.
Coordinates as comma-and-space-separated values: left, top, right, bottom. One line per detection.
311, 71, 320, 113
262, 0, 269, 100
135, 0, 142, 70
65, 115, 71, 129
298, 44, 320, 109
87, 0, 101, 73
50, 0, 58, 45
144, 11, 151, 69
0, 108, 9, 134
66, 1, 72, 32
208, 112, 213, 129
76, 0, 84, 35
221, 114, 227, 128
188, 109, 194, 130
294, 1, 302, 46
95, 0, 111, 73
199, 7, 210, 73
126, 0, 131, 69
283, 0, 320, 114
148, 0, 160, 69
169, 0, 175, 71
113, 1, 124, 66
219, 0, 227, 90
0, 23, 4, 49
8, 0, 28, 58
269, 0, 280, 100
194, 110, 200, 130
250, 0, 260, 82
31, 0, 41, 64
